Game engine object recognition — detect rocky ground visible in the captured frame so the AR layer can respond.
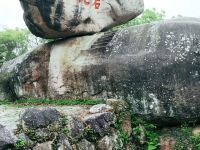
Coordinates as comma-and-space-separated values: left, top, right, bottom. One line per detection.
0, 105, 89, 132
1, 100, 200, 150
0, 99, 132, 150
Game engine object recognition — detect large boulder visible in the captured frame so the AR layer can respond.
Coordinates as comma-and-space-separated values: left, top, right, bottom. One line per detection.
19, 0, 144, 39
0, 45, 50, 100
2, 18, 200, 124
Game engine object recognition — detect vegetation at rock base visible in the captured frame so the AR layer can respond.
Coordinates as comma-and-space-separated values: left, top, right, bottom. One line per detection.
114, 112, 130, 148
161, 124, 200, 150
0, 99, 104, 106
131, 116, 160, 150
84, 125, 99, 142
14, 114, 69, 150
15, 139, 26, 150
114, 113, 200, 150
4, 98, 200, 150
113, 106, 160, 150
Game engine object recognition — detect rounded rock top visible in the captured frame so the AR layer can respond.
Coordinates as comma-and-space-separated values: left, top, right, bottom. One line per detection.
19, 0, 144, 39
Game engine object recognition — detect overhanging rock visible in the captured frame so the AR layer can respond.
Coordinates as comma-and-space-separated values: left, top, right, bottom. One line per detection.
19, 0, 144, 39
1, 18, 200, 124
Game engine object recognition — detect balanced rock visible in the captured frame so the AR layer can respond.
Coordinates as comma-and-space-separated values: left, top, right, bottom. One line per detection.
2, 18, 200, 124
19, 0, 144, 39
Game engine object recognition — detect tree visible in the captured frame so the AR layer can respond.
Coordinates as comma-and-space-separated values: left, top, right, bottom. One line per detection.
0, 28, 48, 67
0, 28, 29, 65
114, 8, 165, 30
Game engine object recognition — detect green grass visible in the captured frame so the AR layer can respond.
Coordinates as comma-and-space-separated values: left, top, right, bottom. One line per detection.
0, 99, 104, 106
0, 100, 12, 105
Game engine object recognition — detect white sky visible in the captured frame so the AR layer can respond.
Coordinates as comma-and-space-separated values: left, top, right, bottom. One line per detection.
0, 0, 200, 29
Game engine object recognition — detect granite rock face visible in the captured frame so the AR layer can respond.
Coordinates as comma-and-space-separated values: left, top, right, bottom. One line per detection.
19, 0, 144, 39
2, 18, 200, 124
0, 45, 50, 100
0, 124, 16, 150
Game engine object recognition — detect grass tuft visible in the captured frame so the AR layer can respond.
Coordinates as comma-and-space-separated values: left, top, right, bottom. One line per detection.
0, 99, 104, 106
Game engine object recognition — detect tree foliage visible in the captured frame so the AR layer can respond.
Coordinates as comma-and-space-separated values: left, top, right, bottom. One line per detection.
0, 28, 29, 65
0, 28, 48, 67
114, 8, 165, 30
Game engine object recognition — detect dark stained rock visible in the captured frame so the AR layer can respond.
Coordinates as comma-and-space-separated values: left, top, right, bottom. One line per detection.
160, 137, 176, 150
67, 116, 84, 140
2, 18, 200, 124
75, 139, 95, 150
59, 139, 72, 150
83, 112, 114, 138
22, 108, 61, 128
121, 113, 132, 136
0, 124, 16, 150
33, 141, 52, 150
97, 136, 113, 150
19, 0, 144, 39
0, 73, 13, 100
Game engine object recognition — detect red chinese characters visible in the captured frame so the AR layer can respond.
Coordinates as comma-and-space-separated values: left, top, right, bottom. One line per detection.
78, 0, 101, 9
94, 0, 100, 9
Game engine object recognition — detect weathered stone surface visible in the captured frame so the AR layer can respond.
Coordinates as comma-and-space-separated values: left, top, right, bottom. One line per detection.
75, 139, 95, 150
0, 45, 50, 100
83, 112, 114, 137
121, 113, 132, 136
22, 108, 61, 128
106, 99, 129, 113
19, 0, 144, 39
192, 126, 200, 136
58, 139, 72, 150
97, 136, 113, 150
67, 116, 84, 140
0, 73, 13, 100
89, 104, 113, 114
0, 106, 123, 150
0, 105, 88, 133
2, 18, 200, 124
160, 138, 176, 150
0, 124, 16, 150
33, 141, 52, 150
